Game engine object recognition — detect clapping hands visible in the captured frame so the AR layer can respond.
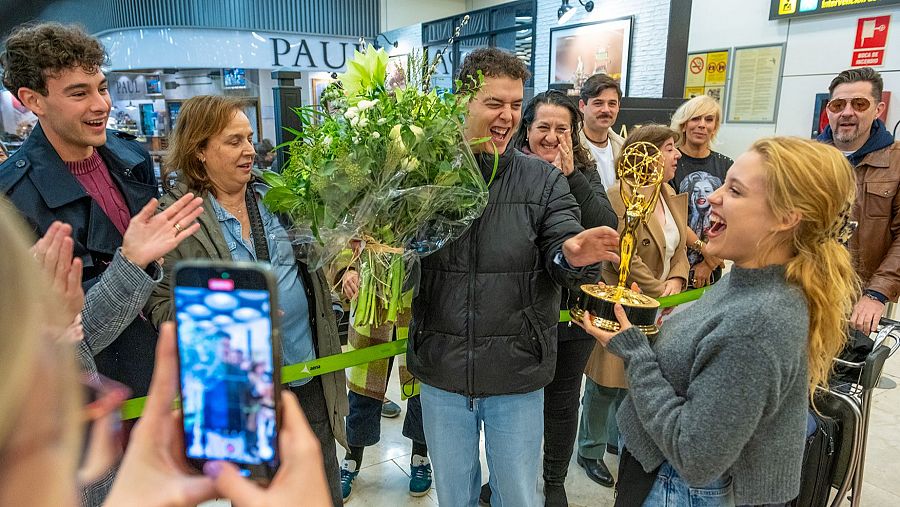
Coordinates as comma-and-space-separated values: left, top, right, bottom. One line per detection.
120, 194, 204, 268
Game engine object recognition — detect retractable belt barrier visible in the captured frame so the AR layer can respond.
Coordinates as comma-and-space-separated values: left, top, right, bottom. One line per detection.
120, 287, 708, 420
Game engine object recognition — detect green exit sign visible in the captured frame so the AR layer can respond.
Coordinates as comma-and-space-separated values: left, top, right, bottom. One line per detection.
770, 0, 900, 20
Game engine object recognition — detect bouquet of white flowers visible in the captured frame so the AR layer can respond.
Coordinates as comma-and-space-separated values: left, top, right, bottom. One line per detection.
263, 34, 490, 327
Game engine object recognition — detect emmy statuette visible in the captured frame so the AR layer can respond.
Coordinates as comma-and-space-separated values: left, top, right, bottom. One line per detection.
571, 141, 665, 335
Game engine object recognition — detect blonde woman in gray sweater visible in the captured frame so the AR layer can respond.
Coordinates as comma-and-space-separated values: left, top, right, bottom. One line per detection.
578, 137, 858, 506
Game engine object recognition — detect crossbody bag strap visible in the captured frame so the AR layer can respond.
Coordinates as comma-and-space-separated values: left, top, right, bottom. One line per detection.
245, 186, 271, 263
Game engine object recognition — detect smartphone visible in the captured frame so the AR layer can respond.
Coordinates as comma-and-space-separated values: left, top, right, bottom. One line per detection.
173, 260, 282, 481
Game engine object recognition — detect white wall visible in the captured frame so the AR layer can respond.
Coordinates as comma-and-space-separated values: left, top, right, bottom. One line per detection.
690, 0, 900, 159
534, 0, 671, 97
380, 0, 509, 32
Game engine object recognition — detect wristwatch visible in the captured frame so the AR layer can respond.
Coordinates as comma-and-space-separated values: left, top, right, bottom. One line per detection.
863, 289, 888, 304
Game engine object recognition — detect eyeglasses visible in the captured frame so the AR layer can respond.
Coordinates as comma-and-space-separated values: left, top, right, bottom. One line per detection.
826, 97, 872, 114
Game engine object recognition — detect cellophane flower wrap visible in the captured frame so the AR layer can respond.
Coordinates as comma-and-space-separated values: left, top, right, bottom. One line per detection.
262, 45, 487, 327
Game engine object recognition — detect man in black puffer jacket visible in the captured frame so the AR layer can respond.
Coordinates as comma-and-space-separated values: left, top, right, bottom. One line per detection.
407, 48, 621, 507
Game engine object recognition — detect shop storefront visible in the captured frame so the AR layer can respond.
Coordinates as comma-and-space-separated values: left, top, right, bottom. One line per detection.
99, 28, 361, 161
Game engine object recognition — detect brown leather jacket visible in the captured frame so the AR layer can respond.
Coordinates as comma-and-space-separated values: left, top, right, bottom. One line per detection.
850, 140, 900, 302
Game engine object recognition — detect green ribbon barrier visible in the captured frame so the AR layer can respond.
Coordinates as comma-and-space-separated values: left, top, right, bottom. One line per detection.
121, 287, 709, 420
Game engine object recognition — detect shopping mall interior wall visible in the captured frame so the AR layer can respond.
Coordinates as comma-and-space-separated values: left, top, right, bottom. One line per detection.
533, 0, 671, 98
690, 0, 900, 159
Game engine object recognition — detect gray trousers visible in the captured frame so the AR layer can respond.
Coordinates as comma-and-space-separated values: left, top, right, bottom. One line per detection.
577, 378, 627, 460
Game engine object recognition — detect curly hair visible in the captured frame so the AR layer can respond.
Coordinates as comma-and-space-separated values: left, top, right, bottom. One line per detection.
456, 47, 530, 93
0, 22, 107, 100
510, 90, 595, 173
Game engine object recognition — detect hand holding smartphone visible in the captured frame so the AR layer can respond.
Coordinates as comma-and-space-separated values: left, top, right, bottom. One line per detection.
173, 260, 282, 482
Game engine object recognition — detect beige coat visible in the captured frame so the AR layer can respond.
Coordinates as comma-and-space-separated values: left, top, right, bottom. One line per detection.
584, 183, 689, 388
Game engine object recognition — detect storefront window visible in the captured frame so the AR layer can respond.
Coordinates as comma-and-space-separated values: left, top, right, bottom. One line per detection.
423, 0, 535, 97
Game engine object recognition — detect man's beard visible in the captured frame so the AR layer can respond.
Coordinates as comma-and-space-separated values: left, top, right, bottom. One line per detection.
835, 124, 862, 144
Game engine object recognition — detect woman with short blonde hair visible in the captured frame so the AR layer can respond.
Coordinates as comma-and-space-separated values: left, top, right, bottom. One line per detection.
669, 95, 733, 289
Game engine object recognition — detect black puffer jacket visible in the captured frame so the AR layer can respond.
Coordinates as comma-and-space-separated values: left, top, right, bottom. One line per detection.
407, 149, 602, 397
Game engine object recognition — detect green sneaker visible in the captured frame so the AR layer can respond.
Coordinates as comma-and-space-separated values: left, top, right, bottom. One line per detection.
340, 459, 359, 503
409, 454, 433, 497
381, 399, 401, 418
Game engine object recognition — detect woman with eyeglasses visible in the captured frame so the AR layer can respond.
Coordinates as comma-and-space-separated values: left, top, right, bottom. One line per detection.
477, 90, 617, 506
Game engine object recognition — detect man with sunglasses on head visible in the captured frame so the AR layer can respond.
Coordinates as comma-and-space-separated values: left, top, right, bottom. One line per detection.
818, 67, 900, 353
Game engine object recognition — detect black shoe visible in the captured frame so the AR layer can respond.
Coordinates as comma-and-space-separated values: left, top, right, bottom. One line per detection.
577, 454, 614, 487
479, 482, 492, 505
606, 443, 620, 456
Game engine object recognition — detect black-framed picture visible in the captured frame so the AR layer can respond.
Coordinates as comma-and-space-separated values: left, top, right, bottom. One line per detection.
549, 16, 633, 95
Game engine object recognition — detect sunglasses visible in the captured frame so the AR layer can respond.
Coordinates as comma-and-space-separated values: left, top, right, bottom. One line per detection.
826, 97, 872, 114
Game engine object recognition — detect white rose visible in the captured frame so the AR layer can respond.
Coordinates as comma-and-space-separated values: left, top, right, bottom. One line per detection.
372, 131, 381, 139
344, 107, 359, 120
358, 118, 369, 128
350, 116, 360, 127
358, 99, 379, 110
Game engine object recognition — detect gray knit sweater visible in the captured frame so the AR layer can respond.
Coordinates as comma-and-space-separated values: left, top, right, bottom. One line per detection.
609, 264, 809, 505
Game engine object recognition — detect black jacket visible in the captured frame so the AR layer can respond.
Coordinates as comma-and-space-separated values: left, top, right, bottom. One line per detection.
0, 123, 160, 396
406, 149, 602, 397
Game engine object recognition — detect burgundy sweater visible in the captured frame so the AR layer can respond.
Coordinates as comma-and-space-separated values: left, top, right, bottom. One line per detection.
66, 150, 131, 235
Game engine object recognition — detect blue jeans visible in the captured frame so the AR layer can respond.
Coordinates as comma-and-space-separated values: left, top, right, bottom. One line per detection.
346, 390, 426, 447
644, 462, 734, 507
420, 384, 544, 507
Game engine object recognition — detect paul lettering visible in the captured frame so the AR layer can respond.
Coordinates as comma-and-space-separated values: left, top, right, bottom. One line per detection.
293, 39, 316, 68
271, 37, 290, 66
321, 41, 348, 70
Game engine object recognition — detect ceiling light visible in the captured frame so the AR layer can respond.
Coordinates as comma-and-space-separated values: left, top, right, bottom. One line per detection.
557, 0, 573, 21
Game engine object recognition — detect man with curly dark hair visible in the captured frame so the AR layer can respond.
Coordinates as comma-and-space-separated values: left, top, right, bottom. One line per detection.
0, 23, 167, 399
407, 47, 620, 507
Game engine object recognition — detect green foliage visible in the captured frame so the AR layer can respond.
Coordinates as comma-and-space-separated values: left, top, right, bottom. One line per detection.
262, 44, 488, 326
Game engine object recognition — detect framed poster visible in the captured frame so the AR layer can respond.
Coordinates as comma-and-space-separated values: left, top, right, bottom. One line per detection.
726, 44, 785, 124
549, 16, 633, 95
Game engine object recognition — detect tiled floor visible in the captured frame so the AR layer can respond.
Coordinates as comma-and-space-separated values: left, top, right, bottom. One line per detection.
204, 325, 900, 506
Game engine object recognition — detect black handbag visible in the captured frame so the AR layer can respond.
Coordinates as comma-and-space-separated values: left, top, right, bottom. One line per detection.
614, 448, 659, 507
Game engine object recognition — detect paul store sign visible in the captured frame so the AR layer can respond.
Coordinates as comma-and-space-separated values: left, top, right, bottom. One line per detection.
102, 28, 361, 72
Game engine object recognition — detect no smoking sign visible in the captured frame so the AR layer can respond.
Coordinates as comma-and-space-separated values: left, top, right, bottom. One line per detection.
690, 56, 705, 74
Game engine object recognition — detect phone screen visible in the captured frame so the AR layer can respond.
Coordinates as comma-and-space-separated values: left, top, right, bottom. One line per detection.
174, 271, 278, 471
